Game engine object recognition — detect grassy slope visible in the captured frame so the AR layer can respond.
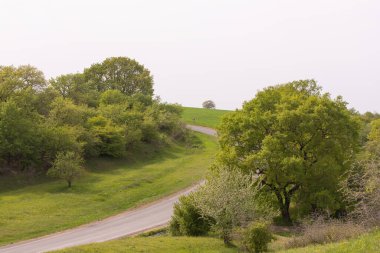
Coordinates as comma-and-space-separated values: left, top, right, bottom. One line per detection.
52, 230, 380, 253
278, 230, 380, 253
51, 237, 236, 253
182, 107, 231, 128
0, 133, 217, 245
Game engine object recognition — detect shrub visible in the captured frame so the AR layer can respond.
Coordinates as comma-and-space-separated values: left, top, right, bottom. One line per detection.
286, 217, 366, 249
243, 222, 273, 253
169, 193, 211, 236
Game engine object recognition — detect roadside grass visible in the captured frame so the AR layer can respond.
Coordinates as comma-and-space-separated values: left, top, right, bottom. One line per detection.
49, 230, 380, 253
182, 107, 231, 128
0, 132, 218, 245
51, 236, 238, 253
276, 229, 380, 253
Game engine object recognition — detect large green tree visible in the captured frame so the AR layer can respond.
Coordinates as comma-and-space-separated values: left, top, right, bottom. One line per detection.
83, 57, 154, 97
217, 80, 360, 223
0, 65, 46, 101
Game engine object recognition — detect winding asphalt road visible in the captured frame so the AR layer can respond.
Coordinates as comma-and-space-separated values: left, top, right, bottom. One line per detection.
0, 125, 216, 253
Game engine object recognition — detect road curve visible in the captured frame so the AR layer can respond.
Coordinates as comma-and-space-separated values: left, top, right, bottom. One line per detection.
0, 125, 216, 253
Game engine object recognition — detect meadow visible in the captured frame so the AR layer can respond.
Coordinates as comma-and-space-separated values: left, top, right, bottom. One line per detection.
0, 133, 217, 245
181, 107, 231, 128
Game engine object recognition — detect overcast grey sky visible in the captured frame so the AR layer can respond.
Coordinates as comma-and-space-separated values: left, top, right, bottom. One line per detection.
1, 0, 379, 112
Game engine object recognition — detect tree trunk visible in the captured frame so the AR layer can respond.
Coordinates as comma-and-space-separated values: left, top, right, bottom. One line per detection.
263, 181, 299, 225
280, 199, 292, 224
68, 180, 72, 188
222, 229, 232, 245
274, 189, 293, 224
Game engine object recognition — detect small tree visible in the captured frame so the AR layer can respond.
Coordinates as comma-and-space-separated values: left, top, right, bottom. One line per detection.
47, 151, 85, 188
194, 169, 271, 244
202, 100, 215, 109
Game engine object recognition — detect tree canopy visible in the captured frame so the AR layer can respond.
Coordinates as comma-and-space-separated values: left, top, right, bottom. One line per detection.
0, 57, 185, 179
217, 80, 361, 223
83, 57, 154, 97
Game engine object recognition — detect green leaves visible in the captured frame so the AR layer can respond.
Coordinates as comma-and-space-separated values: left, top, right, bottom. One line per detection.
47, 151, 85, 188
0, 59, 185, 175
83, 57, 154, 97
217, 80, 361, 221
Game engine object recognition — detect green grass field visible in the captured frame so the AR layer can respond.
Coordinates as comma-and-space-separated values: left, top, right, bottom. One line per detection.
277, 230, 380, 253
52, 230, 380, 253
182, 107, 231, 128
0, 133, 218, 245
51, 237, 237, 253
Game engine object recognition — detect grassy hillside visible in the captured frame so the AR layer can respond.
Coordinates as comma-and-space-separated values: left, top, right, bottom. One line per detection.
182, 107, 231, 128
278, 230, 380, 253
0, 133, 217, 245
51, 237, 236, 253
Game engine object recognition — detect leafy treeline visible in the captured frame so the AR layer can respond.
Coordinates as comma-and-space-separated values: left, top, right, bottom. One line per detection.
0, 57, 185, 175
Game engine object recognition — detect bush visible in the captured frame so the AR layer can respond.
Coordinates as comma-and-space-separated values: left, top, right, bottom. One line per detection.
286, 217, 366, 249
169, 194, 211, 236
243, 222, 273, 253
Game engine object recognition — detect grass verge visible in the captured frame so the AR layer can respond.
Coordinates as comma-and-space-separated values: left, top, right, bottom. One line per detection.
0, 132, 217, 245
50, 236, 237, 253
182, 107, 231, 128
50, 230, 380, 253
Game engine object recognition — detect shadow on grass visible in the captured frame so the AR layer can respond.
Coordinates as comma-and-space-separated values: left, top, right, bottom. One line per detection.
0, 138, 202, 194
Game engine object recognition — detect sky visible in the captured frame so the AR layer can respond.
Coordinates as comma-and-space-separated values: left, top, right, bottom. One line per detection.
0, 0, 379, 112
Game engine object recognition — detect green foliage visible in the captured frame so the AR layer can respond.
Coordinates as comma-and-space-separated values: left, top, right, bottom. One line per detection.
0, 65, 46, 101
88, 116, 126, 157
48, 97, 95, 126
47, 152, 85, 187
217, 80, 361, 223
0, 97, 45, 171
0, 59, 185, 174
99, 89, 127, 105
50, 73, 98, 106
243, 222, 273, 253
83, 57, 153, 97
169, 193, 211, 236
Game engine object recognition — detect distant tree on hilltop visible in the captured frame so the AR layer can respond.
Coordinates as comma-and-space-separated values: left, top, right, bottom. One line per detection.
202, 100, 215, 109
